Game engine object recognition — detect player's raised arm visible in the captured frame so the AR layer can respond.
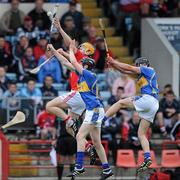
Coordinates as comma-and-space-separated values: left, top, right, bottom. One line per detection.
107, 56, 140, 74
47, 44, 75, 71
54, 18, 77, 51
57, 48, 70, 59
69, 40, 83, 74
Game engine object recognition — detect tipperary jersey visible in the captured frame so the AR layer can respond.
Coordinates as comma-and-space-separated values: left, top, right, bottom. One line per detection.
137, 66, 159, 99
77, 69, 102, 110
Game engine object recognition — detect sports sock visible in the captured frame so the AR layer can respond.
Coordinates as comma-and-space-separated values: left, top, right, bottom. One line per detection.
102, 163, 111, 174
85, 143, 92, 153
64, 116, 71, 123
144, 152, 151, 161
64, 116, 74, 127
57, 164, 64, 180
75, 152, 85, 170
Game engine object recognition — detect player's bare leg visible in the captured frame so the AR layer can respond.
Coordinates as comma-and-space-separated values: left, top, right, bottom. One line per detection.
67, 111, 97, 165
90, 129, 113, 180
67, 124, 91, 178
105, 97, 134, 119
137, 119, 152, 174
46, 97, 78, 135
104, 97, 152, 174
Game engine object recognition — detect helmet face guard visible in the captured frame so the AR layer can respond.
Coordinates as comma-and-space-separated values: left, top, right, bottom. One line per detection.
81, 58, 95, 70
135, 57, 150, 67
78, 42, 95, 56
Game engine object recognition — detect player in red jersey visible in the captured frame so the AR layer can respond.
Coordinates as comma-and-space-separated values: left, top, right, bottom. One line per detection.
46, 18, 96, 165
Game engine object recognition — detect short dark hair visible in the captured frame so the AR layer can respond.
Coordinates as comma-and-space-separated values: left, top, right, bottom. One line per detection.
44, 75, 53, 80
9, 81, 17, 85
164, 84, 172, 89
27, 78, 36, 83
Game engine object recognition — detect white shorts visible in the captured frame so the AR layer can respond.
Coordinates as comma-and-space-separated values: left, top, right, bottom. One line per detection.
83, 108, 105, 128
133, 94, 159, 123
59, 91, 86, 116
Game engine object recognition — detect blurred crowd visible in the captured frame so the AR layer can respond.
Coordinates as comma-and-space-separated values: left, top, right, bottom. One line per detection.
0, 0, 179, 164
98, 0, 180, 56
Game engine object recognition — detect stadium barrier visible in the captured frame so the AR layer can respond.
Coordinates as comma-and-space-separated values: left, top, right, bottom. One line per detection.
0, 131, 9, 180
8, 139, 108, 177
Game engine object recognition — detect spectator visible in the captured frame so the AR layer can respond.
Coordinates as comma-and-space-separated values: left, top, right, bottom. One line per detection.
20, 78, 42, 104
16, 16, 39, 46
61, 15, 81, 44
13, 35, 29, 60
170, 120, 180, 142
101, 116, 120, 164
108, 86, 124, 106
41, 75, 58, 97
0, 0, 25, 35
121, 111, 152, 149
157, 90, 180, 135
28, 0, 51, 31
36, 109, 56, 139
112, 73, 136, 97
87, 26, 97, 45
151, 0, 168, 17
93, 36, 113, 72
0, 66, 10, 95
174, 1, 180, 17
0, 35, 12, 71
2, 81, 20, 110
50, 30, 63, 50
162, 84, 173, 97
19, 46, 36, 81
34, 31, 48, 61
61, 0, 84, 34
81, 16, 92, 43
127, 111, 141, 149
38, 49, 62, 83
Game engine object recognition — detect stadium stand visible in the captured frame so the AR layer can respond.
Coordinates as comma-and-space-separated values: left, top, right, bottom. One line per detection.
0, 0, 179, 179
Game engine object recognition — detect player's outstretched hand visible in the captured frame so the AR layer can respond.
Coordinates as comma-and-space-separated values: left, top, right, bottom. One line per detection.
53, 18, 61, 30
47, 44, 55, 53
57, 48, 64, 54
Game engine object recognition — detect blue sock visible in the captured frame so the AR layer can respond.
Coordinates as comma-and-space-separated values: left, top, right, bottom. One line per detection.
75, 152, 84, 169
144, 152, 151, 161
103, 116, 108, 121
102, 163, 110, 169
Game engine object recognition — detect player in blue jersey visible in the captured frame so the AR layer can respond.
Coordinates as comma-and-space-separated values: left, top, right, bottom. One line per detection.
47, 41, 113, 180
105, 56, 159, 174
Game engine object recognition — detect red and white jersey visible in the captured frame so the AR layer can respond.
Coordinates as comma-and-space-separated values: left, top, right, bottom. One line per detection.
69, 49, 88, 91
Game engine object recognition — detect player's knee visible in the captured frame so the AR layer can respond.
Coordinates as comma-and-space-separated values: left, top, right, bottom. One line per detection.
76, 132, 83, 141
46, 102, 51, 113
117, 100, 125, 108
92, 139, 101, 149
138, 129, 145, 140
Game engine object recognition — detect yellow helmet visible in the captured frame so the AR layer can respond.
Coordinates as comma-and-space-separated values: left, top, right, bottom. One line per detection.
78, 42, 95, 56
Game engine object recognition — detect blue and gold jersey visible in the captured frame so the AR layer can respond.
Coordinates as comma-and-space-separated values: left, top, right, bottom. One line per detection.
137, 66, 159, 99
77, 70, 102, 110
